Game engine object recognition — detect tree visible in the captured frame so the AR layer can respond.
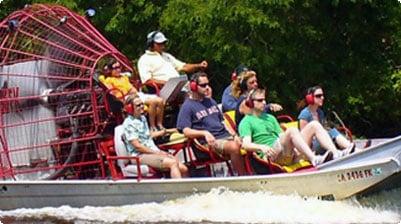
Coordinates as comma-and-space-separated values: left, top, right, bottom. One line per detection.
2, 0, 401, 137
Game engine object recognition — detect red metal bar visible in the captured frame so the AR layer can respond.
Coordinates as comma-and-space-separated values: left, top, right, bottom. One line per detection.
0, 4, 135, 180
17, 29, 96, 62
0, 72, 91, 82
0, 48, 93, 70
23, 11, 103, 56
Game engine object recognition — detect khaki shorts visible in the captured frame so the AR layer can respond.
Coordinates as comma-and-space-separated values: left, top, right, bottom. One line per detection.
271, 135, 295, 166
138, 153, 165, 170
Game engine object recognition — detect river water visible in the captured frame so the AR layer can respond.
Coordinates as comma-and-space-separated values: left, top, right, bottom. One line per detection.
0, 187, 400, 224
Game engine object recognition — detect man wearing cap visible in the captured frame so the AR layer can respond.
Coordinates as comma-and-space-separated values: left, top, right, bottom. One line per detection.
137, 31, 208, 87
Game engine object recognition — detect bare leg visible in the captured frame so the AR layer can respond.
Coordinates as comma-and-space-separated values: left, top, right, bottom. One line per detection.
301, 121, 339, 154
145, 99, 157, 129
222, 141, 246, 176
335, 135, 351, 149
161, 157, 182, 178
173, 155, 189, 177
156, 97, 165, 129
140, 154, 182, 178
279, 127, 316, 161
178, 163, 189, 177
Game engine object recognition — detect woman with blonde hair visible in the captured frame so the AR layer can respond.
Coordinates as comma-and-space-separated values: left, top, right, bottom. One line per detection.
222, 65, 251, 112
233, 68, 282, 125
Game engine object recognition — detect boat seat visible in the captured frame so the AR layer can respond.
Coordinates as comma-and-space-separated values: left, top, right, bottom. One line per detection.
141, 79, 162, 95
186, 138, 234, 177
223, 110, 237, 132
280, 121, 299, 131
114, 125, 157, 178
276, 115, 299, 131
245, 152, 313, 175
158, 132, 188, 156
99, 125, 158, 180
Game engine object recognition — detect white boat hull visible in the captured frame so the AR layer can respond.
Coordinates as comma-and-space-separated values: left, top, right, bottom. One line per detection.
0, 136, 400, 210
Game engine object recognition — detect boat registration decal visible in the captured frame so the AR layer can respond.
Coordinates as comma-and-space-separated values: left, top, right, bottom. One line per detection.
337, 168, 381, 182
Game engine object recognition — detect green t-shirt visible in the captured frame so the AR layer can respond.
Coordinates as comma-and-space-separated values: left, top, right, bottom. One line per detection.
238, 113, 282, 147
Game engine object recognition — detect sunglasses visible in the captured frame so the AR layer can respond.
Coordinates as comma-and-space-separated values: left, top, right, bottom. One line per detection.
253, 98, 265, 102
314, 94, 324, 98
198, 83, 210, 88
135, 103, 144, 107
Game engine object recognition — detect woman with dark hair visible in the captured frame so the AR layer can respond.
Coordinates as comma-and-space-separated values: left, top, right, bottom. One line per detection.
99, 58, 166, 131
298, 86, 356, 157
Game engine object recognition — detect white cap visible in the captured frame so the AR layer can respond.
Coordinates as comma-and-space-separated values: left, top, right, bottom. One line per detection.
147, 31, 168, 43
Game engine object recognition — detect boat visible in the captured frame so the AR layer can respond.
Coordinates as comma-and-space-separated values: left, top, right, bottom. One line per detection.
0, 4, 400, 211
0, 137, 400, 210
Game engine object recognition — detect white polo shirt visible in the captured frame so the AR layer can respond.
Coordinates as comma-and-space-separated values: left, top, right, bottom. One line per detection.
137, 50, 186, 83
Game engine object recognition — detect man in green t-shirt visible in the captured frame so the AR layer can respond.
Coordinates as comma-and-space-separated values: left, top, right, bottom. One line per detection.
238, 88, 338, 167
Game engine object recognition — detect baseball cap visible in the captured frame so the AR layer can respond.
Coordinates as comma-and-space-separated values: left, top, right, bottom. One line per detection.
231, 64, 250, 80
147, 31, 168, 44
234, 64, 249, 76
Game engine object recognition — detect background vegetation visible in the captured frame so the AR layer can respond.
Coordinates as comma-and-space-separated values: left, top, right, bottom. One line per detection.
2, 0, 401, 138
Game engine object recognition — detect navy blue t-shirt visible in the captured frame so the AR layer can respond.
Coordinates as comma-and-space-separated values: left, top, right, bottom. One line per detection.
176, 97, 229, 140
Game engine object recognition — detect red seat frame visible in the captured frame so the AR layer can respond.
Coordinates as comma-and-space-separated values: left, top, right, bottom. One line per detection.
98, 138, 159, 181
185, 138, 234, 177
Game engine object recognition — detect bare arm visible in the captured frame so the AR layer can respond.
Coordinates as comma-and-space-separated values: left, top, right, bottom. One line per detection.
242, 136, 277, 158
179, 60, 208, 74
268, 103, 283, 112
130, 139, 156, 154
299, 119, 308, 130
183, 127, 216, 146
150, 129, 166, 138
149, 128, 176, 138
241, 136, 265, 152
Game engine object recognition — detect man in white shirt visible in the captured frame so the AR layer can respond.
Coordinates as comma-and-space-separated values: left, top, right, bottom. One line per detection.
137, 31, 208, 87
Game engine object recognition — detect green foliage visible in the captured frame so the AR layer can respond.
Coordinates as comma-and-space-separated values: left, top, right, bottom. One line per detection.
2, 0, 401, 137
392, 70, 401, 92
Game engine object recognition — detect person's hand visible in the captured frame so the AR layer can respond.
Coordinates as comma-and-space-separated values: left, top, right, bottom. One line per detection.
261, 145, 277, 158
269, 103, 283, 112
204, 131, 216, 146
199, 60, 208, 70
233, 135, 242, 145
165, 128, 177, 134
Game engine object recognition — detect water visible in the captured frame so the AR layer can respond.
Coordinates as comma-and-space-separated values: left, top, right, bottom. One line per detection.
0, 187, 400, 224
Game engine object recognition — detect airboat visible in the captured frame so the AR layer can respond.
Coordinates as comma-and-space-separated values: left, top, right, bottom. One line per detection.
0, 4, 400, 210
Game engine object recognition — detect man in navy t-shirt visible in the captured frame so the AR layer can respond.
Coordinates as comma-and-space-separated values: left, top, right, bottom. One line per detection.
176, 72, 246, 176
